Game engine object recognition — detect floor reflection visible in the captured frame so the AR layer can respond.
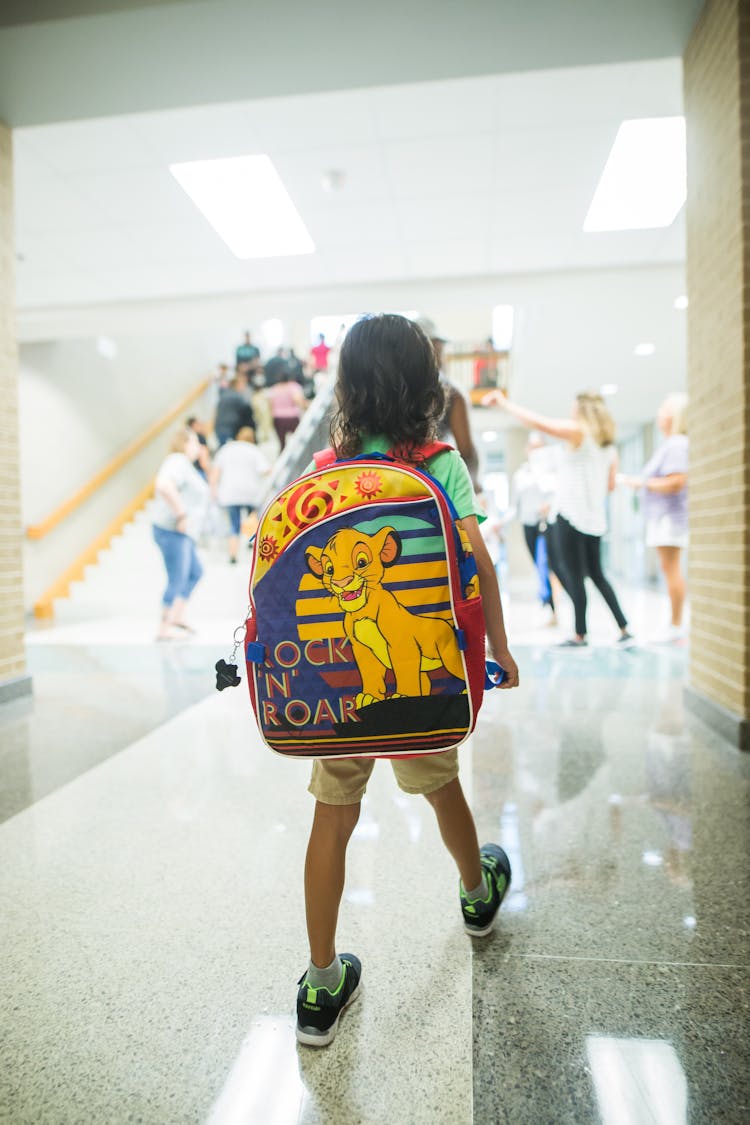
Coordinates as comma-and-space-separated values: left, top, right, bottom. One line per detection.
207, 1016, 309, 1125
586, 1036, 687, 1125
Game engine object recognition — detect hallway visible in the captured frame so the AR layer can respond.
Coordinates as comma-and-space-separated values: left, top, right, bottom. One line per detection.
2, 563, 748, 1124
2, 2, 750, 1121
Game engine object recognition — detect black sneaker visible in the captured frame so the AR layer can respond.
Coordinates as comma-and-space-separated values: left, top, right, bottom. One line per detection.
460, 844, 511, 937
296, 953, 362, 1047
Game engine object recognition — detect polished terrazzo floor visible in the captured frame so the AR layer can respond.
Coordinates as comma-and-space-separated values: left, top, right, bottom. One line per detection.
2, 562, 749, 1124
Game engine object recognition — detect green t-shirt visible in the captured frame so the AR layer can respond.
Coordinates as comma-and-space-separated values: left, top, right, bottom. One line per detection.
311, 434, 484, 523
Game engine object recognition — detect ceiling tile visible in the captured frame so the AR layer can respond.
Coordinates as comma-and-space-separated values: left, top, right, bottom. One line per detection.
14, 171, 111, 235
11, 59, 686, 309
303, 200, 397, 248
130, 103, 266, 164
270, 144, 389, 206
384, 135, 496, 198
17, 117, 153, 174
67, 167, 203, 226
396, 194, 492, 242
405, 239, 490, 276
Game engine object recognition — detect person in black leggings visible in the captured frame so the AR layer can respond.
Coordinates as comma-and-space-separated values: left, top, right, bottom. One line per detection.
483, 387, 632, 646
555, 514, 628, 640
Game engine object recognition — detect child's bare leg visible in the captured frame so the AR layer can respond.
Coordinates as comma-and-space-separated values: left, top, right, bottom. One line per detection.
304, 800, 360, 967
424, 777, 482, 890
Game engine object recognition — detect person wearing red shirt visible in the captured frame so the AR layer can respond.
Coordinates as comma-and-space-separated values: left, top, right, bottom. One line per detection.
310, 333, 332, 372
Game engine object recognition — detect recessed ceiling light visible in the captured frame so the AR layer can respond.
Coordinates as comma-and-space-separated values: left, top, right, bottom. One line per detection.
170, 154, 315, 259
600, 383, 618, 396
482, 431, 498, 443
634, 343, 656, 357
584, 116, 686, 232
673, 295, 689, 310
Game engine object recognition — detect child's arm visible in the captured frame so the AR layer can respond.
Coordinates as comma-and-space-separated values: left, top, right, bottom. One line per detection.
458, 515, 519, 690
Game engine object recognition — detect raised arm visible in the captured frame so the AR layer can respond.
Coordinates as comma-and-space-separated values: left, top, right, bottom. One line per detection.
483, 389, 583, 446
620, 472, 687, 494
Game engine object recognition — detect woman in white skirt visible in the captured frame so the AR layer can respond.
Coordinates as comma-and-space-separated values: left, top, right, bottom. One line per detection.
620, 394, 688, 641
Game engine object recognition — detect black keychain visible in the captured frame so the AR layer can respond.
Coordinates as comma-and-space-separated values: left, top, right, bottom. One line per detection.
215, 615, 249, 691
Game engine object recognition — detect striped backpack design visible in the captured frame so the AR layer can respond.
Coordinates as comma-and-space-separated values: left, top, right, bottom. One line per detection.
244, 444, 500, 759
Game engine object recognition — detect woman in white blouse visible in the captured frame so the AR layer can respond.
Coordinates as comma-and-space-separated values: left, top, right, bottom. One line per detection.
485, 389, 631, 647
151, 428, 210, 639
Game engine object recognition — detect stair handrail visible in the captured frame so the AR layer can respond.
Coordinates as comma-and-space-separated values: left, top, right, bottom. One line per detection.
32, 481, 157, 619
29, 379, 336, 619
25, 376, 212, 540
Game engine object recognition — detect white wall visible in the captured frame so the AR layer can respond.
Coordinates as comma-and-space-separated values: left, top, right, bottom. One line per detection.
19, 262, 687, 428
19, 330, 215, 607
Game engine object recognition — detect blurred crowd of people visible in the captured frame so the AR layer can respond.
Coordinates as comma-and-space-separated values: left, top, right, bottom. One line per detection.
413, 317, 689, 647
148, 316, 688, 646
150, 328, 334, 639
483, 388, 689, 647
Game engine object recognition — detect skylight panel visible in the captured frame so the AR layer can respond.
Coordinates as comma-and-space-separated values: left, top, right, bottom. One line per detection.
584, 117, 686, 232
170, 155, 315, 259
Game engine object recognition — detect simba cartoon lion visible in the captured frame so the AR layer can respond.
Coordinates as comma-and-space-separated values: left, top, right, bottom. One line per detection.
305, 526, 465, 709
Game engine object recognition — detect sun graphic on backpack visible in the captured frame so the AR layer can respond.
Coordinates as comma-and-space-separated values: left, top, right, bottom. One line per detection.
354, 471, 383, 500
258, 535, 280, 562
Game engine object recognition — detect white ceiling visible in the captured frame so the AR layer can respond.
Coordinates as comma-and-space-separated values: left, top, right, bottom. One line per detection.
13, 58, 685, 309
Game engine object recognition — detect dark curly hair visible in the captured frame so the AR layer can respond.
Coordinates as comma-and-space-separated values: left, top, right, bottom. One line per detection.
331, 314, 446, 459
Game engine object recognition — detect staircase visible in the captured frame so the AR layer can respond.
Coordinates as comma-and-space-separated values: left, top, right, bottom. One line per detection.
34, 384, 336, 641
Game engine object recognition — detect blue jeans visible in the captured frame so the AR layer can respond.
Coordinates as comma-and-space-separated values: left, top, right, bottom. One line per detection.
225, 504, 254, 535
152, 526, 203, 606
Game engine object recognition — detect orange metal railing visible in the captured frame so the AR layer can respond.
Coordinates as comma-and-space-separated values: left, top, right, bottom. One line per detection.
28, 377, 211, 618
26, 378, 211, 540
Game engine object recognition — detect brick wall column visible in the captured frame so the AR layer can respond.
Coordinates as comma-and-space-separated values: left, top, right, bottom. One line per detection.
683, 0, 749, 748
0, 121, 31, 703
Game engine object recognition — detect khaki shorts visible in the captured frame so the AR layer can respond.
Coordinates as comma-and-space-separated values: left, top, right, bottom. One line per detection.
309, 749, 459, 805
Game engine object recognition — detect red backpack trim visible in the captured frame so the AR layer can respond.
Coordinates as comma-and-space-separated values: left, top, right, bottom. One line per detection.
313, 442, 453, 470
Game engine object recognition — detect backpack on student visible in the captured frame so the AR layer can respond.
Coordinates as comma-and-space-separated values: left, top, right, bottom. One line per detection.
243, 443, 503, 759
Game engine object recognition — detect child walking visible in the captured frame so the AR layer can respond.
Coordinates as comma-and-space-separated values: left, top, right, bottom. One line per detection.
296, 314, 520, 1047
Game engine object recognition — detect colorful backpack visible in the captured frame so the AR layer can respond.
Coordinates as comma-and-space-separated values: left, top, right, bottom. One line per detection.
243, 443, 504, 759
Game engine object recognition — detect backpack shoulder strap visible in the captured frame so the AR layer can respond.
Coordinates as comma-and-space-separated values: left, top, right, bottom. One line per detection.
417, 440, 454, 460
315, 442, 454, 469
389, 441, 454, 465
313, 447, 338, 469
